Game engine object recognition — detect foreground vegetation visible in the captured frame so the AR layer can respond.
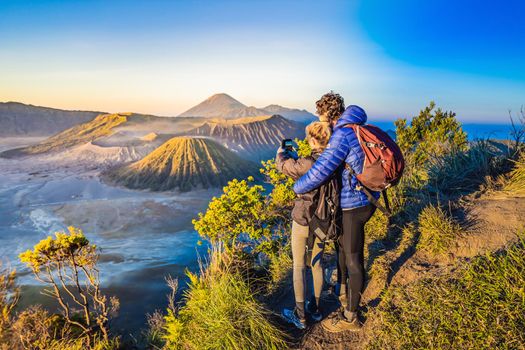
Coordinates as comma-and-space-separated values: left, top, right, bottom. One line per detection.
162, 247, 287, 350
367, 233, 525, 349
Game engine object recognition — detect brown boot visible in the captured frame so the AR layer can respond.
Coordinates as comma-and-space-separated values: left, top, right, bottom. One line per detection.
321, 311, 361, 333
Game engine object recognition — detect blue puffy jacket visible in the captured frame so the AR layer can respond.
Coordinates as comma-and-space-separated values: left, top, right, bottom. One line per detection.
293, 105, 380, 210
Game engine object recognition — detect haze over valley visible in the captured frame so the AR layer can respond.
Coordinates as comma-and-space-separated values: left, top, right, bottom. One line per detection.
0, 93, 311, 331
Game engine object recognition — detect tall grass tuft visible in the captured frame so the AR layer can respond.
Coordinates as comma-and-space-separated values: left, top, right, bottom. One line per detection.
504, 153, 525, 195
366, 232, 525, 349
427, 140, 497, 196
417, 204, 463, 256
267, 246, 293, 294
365, 208, 390, 242
163, 246, 287, 350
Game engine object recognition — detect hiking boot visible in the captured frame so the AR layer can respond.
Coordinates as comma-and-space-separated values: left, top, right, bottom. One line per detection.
321, 311, 361, 333
282, 308, 306, 330
305, 300, 322, 322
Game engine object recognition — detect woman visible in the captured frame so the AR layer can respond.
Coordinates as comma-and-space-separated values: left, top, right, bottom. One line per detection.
276, 121, 333, 329
293, 92, 379, 332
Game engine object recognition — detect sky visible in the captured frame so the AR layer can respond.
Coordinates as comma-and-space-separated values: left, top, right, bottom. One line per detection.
0, 0, 524, 122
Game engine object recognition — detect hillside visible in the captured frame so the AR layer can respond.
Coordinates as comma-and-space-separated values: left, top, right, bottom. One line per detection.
103, 137, 260, 191
178, 93, 315, 122
0, 102, 102, 136
1, 113, 129, 157
183, 114, 305, 160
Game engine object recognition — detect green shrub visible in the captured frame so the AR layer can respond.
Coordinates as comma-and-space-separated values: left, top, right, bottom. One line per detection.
366, 233, 525, 349
295, 137, 312, 158
417, 204, 463, 256
193, 178, 285, 257
259, 159, 296, 210
395, 102, 468, 166
194, 158, 296, 259
392, 102, 470, 206
163, 248, 287, 350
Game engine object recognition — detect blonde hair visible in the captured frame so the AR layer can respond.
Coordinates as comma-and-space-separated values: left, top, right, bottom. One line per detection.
306, 121, 332, 149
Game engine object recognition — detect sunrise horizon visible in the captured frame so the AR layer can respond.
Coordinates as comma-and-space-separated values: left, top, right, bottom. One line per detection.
2, 0, 524, 123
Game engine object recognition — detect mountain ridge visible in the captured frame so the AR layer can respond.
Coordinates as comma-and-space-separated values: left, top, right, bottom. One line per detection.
0, 101, 103, 136
183, 114, 305, 160
1, 113, 129, 158
178, 93, 315, 122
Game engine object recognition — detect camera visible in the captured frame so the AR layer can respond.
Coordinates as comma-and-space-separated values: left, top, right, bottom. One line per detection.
281, 139, 294, 151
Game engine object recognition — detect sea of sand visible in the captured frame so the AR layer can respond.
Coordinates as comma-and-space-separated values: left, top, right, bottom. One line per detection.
0, 137, 219, 334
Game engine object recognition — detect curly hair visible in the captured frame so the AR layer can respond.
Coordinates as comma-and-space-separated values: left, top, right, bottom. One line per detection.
316, 91, 345, 123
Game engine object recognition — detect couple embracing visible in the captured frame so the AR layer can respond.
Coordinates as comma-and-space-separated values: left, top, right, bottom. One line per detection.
276, 92, 404, 332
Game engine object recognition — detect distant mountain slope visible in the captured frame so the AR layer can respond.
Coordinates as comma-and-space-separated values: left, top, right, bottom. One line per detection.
0, 102, 102, 136
104, 137, 259, 191
0, 111, 211, 158
262, 104, 316, 122
1, 113, 129, 157
178, 93, 268, 119
178, 93, 315, 122
183, 114, 305, 160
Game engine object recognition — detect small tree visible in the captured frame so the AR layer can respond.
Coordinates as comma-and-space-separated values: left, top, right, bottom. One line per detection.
193, 177, 285, 256
259, 160, 296, 211
194, 153, 303, 258
395, 101, 468, 165
19, 226, 119, 343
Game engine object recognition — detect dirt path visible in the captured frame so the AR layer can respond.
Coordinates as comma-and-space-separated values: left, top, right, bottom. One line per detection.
387, 193, 525, 289
278, 191, 525, 350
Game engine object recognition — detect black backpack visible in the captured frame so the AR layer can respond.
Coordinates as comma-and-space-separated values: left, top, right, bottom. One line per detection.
306, 171, 342, 265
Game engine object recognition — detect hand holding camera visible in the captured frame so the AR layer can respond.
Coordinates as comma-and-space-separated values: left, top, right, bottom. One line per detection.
279, 139, 298, 160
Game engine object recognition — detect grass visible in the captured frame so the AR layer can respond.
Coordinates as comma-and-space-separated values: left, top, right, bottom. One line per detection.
416, 204, 464, 256
366, 232, 525, 350
427, 141, 498, 196
163, 246, 287, 350
368, 255, 390, 284
2, 303, 121, 350
45, 337, 120, 350
266, 245, 293, 293
503, 153, 525, 195
365, 208, 390, 242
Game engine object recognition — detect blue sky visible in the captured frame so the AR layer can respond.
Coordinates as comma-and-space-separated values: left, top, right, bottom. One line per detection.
0, 0, 523, 122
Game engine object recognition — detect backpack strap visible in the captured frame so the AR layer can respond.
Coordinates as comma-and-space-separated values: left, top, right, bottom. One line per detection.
344, 163, 392, 217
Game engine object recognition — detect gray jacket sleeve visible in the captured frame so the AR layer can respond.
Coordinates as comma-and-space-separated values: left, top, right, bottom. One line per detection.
275, 151, 314, 181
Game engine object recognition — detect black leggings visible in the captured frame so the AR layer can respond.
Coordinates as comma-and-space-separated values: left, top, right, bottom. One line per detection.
341, 204, 376, 312
336, 236, 347, 290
